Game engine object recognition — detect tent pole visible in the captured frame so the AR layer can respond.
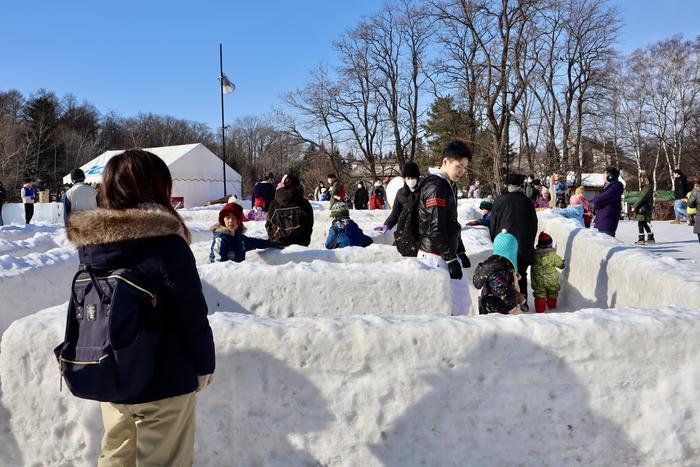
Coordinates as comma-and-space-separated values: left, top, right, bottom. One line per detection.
219, 43, 227, 197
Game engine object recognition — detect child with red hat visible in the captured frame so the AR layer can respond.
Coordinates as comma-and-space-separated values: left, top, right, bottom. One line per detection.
246, 198, 268, 221
209, 202, 269, 262
531, 231, 565, 313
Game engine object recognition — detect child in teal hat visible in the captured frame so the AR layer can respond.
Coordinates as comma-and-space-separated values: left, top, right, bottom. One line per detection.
472, 229, 525, 314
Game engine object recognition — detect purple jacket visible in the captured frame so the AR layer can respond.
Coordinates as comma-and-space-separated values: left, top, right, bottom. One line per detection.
592, 180, 624, 232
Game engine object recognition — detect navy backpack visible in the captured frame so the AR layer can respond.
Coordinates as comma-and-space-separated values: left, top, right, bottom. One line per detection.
54, 265, 159, 402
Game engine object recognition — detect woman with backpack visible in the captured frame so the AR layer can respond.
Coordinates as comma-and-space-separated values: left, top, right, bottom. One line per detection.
266, 174, 314, 248
64, 149, 215, 466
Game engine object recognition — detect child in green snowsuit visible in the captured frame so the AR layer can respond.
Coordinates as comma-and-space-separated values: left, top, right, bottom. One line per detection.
531, 231, 565, 313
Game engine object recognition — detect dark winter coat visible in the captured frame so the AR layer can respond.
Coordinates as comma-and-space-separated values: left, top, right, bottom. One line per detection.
354, 186, 369, 210
328, 180, 345, 207
66, 207, 215, 404
688, 189, 700, 235
266, 187, 314, 247
325, 217, 373, 249
489, 190, 538, 267
384, 185, 418, 230
632, 183, 654, 222
251, 181, 276, 211
472, 255, 518, 315
592, 180, 624, 233
417, 170, 466, 261
673, 176, 689, 200
209, 225, 269, 263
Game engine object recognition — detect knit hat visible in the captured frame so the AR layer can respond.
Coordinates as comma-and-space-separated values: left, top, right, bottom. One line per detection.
537, 231, 553, 248
532, 179, 541, 186
402, 162, 420, 178
70, 168, 86, 183
330, 202, 349, 218
479, 200, 494, 211
492, 229, 519, 270
219, 202, 247, 226
254, 197, 265, 208
505, 173, 526, 187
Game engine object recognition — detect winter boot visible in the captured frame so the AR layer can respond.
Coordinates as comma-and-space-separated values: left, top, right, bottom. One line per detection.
634, 234, 646, 245
534, 297, 547, 313
546, 297, 558, 310
645, 233, 655, 243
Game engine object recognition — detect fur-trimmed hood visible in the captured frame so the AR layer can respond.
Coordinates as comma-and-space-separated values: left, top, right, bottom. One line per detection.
210, 224, 245, 236
67, 205, 185, 248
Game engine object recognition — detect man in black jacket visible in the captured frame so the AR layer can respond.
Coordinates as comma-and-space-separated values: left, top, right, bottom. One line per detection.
417, 140, 472, 280
490, 173, 538, 307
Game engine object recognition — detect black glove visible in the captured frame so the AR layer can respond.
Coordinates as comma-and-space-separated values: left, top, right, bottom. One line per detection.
458, 252, 471, 269
447, 259, 463, 280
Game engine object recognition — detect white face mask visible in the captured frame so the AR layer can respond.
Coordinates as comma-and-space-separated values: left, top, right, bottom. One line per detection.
327, 179, 333, 185
357, 183, 363, 188
406, 179, 418, 189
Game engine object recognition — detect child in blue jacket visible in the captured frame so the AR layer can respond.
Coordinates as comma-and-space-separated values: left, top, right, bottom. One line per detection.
210, 202, 269, 262
325, 202, 373, 249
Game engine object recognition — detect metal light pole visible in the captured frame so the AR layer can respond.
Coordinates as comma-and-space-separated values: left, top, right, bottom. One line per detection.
219, 43, 227, 197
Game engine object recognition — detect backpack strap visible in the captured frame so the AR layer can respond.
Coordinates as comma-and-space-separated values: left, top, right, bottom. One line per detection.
80, 264, 111, 305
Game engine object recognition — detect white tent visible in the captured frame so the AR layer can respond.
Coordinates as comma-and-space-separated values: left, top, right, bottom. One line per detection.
63, 143, 241, 208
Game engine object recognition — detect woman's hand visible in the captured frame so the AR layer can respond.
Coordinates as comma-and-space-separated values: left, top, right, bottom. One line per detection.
197, 374, 214, 392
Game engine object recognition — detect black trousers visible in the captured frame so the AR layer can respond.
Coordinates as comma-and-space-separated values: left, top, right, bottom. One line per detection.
518, 261, 530, 301
24, 203, 34, 224
637, 221, 651, 234
0, 201, 3, 225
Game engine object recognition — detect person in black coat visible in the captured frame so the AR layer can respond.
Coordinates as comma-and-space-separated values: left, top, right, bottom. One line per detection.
251, 172, 277, 212
66, 149, 215, 465
417, 140, 472, 280
383, 163, 420, 228
354, 181, 369, 210
266, 174, 314, 248
672, 169, 689, 223
489, 173, 539, 308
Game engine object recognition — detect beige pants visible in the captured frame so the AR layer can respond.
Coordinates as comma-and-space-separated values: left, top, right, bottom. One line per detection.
98, 391, 196, 467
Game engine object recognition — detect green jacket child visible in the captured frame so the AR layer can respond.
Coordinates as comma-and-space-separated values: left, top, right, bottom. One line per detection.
531, 231, 565, 313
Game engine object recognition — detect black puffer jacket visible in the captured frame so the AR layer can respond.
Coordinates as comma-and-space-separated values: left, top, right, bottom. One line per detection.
674, 176, 689, 200
384, 184, 418, 230
489, 190, 538, 267
266, 186, 314, 247
66, 207, 216, 404
417, 171, 465, 261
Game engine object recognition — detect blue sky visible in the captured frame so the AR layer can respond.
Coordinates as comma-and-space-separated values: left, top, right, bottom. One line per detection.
1, 0, 698, 130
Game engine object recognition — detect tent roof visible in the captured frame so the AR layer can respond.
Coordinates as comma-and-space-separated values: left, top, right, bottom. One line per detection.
63, 143, 238, 184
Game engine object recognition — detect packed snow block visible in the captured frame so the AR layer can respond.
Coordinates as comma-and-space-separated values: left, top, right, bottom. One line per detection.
2, 307, 700, 466
191, 242, 404, 266
197, 259, 462, 317
1, 202, 64, 225
0, 230, 66, 257
0, 247, 78, 336
537, 211, 700, 309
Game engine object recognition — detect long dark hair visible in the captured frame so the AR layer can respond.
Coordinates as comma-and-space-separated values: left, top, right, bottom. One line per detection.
101, 149, 191, 243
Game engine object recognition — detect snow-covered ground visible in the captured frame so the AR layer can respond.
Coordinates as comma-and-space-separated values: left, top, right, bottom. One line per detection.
616, 219, 700, 265
1, 199, 700, 465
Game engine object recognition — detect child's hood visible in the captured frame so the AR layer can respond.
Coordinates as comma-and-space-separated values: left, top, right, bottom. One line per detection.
211, 224, 244, 237
473, 255, 513, 289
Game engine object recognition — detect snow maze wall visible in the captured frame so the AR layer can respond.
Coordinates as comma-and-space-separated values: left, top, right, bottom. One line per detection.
1, 200, 699, 466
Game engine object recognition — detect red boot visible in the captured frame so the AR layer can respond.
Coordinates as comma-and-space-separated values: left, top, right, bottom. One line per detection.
547, 297, 557, 310
534, 297, 547, 313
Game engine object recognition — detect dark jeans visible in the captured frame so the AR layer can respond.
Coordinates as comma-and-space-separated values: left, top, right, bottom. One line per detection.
0, 201, 3, 225
597, 228, 616, 237
24, 203, 34, 224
